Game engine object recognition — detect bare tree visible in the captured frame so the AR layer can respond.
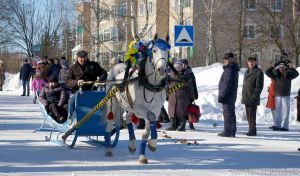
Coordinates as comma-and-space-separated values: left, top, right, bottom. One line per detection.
0, 1, 13, 47
201, 0, 223, 66
40, 1, 63, 58
73, 0, 151, 66
3, 0, 42, 61
285, 0, 300, 66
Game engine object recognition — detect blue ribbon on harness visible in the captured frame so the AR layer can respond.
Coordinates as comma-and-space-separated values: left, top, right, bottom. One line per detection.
147, 39, 171, 59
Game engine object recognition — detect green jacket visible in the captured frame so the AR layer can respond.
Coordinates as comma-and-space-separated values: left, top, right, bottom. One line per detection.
241, 65, 264, 106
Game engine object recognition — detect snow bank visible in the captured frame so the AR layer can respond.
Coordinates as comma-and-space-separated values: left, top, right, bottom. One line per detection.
4, 65, 300, 123
3, 72, 23, 92
193, 63, 300, 124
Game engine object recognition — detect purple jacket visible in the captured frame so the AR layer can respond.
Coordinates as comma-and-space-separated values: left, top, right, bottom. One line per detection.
39, 84, 68, 107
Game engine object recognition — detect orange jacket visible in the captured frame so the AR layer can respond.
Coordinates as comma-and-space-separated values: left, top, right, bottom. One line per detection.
266, 79, 275, 110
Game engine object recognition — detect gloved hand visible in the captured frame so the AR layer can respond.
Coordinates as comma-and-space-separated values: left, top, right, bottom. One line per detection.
218, 96, 225, 103
77, 80, 84, 86
94, 82, 104, 87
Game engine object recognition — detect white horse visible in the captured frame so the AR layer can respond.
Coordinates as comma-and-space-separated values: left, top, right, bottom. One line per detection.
105, 35, 170, 164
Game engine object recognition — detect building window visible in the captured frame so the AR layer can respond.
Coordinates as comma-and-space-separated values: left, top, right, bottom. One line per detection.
148, 1, 153, 14
99, 30, 104, 42
103, 29, 110, 41
182, 0, 191, 8
270, 0, 283, 12
117, 3, 127, 17
139, 3, 144, 16
244, 0, 256, 10
111, 27, 118, 41
243, 24, 256, 39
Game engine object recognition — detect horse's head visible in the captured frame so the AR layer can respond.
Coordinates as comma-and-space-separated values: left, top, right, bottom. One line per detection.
148, 34, 170, 76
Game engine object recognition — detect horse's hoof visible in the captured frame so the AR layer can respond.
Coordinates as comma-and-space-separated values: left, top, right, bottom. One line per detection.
128, 139, 136, 154
139, 155, 148, 164
148, 144, 156, 152
148, 139, 157, 152
128, 146, 136, 154
105, 148, 113, 157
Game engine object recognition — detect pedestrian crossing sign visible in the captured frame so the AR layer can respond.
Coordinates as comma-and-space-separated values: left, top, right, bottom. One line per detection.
174, 25, 194, 46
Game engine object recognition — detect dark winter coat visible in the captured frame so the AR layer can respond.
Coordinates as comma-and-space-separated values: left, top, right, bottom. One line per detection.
218, 62, 240, 105
265, 66, 299, 96
48, 64, 61, 79
20, 63, 33, 81
241, 65, 264, 106
67, 60, 107, 92
39, 84, 68, 107
58, 68, 69, 84
168, 71, 194, 118
183, 66, 198, 101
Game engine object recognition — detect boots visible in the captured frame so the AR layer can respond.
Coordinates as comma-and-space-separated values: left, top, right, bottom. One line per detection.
178, 117, 186, 131
189, 122, 195, 130
166, 117, 177, 131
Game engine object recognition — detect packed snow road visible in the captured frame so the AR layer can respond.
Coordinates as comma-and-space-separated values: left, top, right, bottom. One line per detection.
1, 91, 300, 176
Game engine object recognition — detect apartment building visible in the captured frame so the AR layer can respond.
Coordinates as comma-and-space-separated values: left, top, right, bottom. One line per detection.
74, 0, 169, 68
75, 0, 300, 68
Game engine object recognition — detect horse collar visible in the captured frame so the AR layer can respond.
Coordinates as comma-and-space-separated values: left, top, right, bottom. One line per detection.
142, 78, 166, 92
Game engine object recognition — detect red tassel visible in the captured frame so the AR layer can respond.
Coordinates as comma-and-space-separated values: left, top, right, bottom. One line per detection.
131, 113, 139, 125
107, 112, 114, 120
156, 121, 162, 129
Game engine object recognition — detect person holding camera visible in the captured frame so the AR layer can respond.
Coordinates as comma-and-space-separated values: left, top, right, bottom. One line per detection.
265, 56, 299, 131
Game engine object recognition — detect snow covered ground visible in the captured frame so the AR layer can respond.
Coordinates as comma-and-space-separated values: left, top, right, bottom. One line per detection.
1, 65, 300, 176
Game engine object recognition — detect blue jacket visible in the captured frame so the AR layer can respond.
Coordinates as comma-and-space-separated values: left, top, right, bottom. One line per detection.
48, 64, 61, 79
218, 62, 240, 104
20, 63, 32, 81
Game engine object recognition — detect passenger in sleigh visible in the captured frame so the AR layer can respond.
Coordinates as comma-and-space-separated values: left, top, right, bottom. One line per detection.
39, 75, 69, 123
67, 50, 108, 118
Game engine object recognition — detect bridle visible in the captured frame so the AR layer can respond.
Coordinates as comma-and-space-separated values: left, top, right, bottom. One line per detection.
147, 39, 170, 75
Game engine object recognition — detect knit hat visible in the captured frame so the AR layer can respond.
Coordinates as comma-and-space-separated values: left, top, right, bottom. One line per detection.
181, 59, 189, 65
48, 75, 58, 83
32, 61, 37, 66
223, 52, 236, 63
223, 52, 234, 60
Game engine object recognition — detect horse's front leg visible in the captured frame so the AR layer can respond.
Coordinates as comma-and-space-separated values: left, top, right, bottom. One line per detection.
147, 111, 157, 152
126, 113, 136, 153
105, 119, 114, 157
139, 111, 157, 164
139, 119, 150, 164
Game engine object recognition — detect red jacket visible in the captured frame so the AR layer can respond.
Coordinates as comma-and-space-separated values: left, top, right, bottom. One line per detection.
266, 79, 275, 110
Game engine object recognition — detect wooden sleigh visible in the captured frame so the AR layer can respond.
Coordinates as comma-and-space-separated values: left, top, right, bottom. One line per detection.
34, 90, 120, 148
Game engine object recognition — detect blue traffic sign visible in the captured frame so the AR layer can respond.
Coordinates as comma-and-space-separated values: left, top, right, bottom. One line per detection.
174, 25, 194, 47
